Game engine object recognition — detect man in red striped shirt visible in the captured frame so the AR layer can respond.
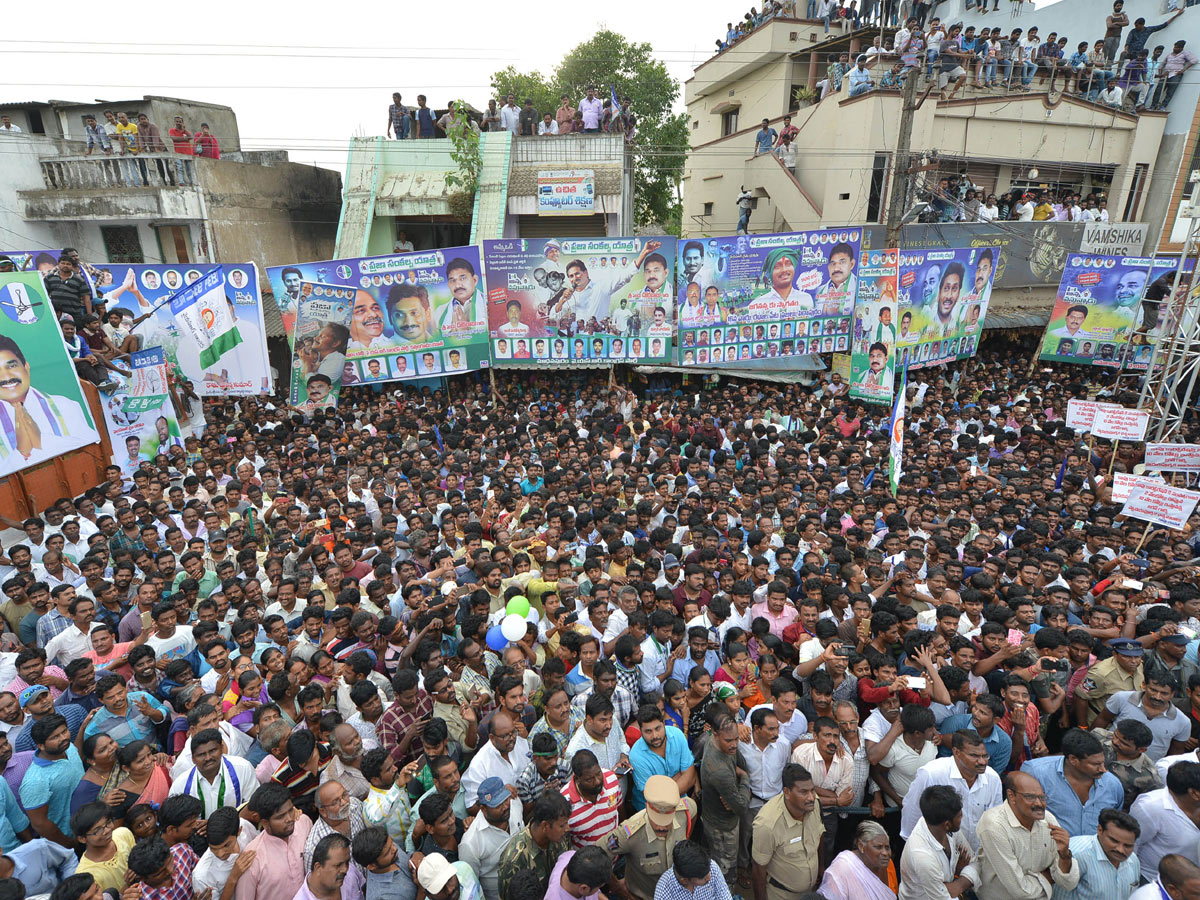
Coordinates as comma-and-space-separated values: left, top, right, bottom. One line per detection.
561, 749, 621, 849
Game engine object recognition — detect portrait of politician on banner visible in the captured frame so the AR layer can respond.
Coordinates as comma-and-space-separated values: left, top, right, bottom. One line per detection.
896, 246, 997, 369
0, 274, 100, 475
267, 246, 489, 385
1037, 253, 1162, 369
289, 283, 354, 413
850, 248, 899, 404
482, 237, 676, 367
675, 229, 861, 367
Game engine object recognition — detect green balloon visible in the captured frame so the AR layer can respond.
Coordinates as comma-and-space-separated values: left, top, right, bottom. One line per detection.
506, 595, 531, 617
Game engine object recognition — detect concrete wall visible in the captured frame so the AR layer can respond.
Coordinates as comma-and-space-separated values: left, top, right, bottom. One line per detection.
200, 157, 341, 269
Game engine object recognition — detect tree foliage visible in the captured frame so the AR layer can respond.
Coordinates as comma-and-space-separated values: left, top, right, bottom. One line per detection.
490, 30, 687, 233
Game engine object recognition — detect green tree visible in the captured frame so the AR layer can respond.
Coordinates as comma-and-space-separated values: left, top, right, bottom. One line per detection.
491, 30, 687, 233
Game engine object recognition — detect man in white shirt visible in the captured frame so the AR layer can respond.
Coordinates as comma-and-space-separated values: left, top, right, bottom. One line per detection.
900, 731, 1003, 853
1131, 762, 1200, 881
499, 95, 520, 134
43, 595, 96, 667
460, 711, 531, 806
579, 87, 604, 133
458, 776, 524, 900
1130, 855, 1200, 900
169, 729, 259, 814
1014, 195, 1035, 221
536, 114, 559, 136
0, 116, 22, 133
1101, 82, 1125, 108
899, 784, 979, 900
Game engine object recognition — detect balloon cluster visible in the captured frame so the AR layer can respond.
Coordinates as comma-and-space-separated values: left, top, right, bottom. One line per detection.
485, 596, 534, 651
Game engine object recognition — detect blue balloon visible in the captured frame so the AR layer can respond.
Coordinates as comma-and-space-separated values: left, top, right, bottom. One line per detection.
486, 625, 507, 652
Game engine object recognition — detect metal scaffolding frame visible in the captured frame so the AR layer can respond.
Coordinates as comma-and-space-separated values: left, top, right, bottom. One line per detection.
1136, 201, 1200, 442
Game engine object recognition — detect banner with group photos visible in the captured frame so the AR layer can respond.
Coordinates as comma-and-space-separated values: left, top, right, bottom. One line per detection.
850, 248, 900, 404
674, 228, 862, 367
482, 237, 676, 367
102, 346, 184, 475
0, 274, 101, 475
896, 246, 998, 370
267, 247, 490, 387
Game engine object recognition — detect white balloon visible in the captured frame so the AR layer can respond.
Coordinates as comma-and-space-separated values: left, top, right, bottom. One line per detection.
500, 613, 527, 643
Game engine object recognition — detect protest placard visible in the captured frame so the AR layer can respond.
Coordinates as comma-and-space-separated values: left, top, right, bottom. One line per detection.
1111, 472, 1165, 502
1121, 482, 1200, 530
1144, 443, 1200, 472
1092, 405, 1150, 441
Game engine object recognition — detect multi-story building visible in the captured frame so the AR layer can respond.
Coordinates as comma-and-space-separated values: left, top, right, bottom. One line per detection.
0, 95, 340, 281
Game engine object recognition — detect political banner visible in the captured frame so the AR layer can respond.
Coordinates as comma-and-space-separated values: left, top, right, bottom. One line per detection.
1123, 258, 1196, 373
289, 283, 354, 411
1144, 443, 1200, 472
1121, 481, 1200, 531
101, 347, 185, 476
0, 274, 100, 475
831, 353, 851, 381
482, 237, 675, 367
267, 247, 490, 385
1037, 254, 1160, 368
674, 229, 862, 367
1091, 405, 1150, 442
1111, 472, 1166, 503
850, 248, 900, 404
92, 263, 270, 395
896, 247, 998, 369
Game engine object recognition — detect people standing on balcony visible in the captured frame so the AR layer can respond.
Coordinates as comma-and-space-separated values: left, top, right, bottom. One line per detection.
387, 93, 411, 140
500, 95, 520, 134
579, 87, 603, 134
753, 119, 777, 156
414, 96, 436, 139
817, 0, 835, 33
135, 114, 167, 185
555, 95, 575, 134
1161, 40, 1197, 109
82, 116, 111, 156
1103, 1, 1129, 64
1119, 11, 1182, 75
113, 112, 140, 187
168, 117, 194, 187
537, 114, 559, 137
481, 100, 501, 133
518, 99, 537, 137
193, 123, 220, 159
939, 26, 969, 100
0, 115, 22, 134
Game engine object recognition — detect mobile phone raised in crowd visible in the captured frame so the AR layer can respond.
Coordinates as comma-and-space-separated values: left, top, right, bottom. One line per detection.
907, 676, 927, 690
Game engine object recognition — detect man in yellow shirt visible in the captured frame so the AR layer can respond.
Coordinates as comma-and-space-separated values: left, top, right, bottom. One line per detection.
1033, 195, 1055, 220
114, 112, 142, 186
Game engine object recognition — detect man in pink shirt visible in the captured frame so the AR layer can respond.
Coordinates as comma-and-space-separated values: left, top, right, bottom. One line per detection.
750, 581, 799, 639
544, 846, 612, 900
235, 783, 313, 900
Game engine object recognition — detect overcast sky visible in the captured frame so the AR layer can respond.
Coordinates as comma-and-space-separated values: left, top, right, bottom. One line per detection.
3, 0, 732, 171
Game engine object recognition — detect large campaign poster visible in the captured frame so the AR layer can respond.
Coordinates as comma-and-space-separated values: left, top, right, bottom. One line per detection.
267, 247, 489, 385
482, 237, 676, 367
1038, 254, 1158, 368
0, 274, 100, 475
289, 283, 354, 411
92, 263, 270, 395
102, 347, 185, 475
1122, 258, 1192, 372
674, 229, 862, 367
896, 246, 998, 369
850, 248, 899, 404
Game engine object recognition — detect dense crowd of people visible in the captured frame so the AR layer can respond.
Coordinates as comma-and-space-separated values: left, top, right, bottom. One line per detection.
1, 348, 1200, 900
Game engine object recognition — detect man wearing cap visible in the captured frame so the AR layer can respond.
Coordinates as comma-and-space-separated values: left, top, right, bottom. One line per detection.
1074, 639, 1145, 727
604, 774, 697, 900
416, 852, 481, 900
11, 684, 84, 753
460, 776, 523, 900
1094, 669, 1192, 763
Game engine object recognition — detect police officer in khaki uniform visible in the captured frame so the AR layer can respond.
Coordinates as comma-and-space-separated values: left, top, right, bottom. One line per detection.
605, 774, 696, 900
751, 762, 824, 900
1074, 638, 1144, 726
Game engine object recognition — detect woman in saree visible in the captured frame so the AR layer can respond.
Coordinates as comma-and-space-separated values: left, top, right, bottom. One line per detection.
817, 820, 897, 900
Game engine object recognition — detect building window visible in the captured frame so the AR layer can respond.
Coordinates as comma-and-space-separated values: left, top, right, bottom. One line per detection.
101, 226, 144, 264
721, 110, 739, 136
703, 202, 714, 216
867, 153, 888, 223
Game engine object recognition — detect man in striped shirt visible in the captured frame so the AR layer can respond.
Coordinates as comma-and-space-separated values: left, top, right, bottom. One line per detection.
561, 749, 620, 849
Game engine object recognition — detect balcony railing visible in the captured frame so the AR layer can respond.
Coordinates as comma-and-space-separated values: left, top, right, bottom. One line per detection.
39, 154, 197, 191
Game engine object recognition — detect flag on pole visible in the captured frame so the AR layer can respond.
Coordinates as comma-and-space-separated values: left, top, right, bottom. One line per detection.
889, 355, 908, 496
169, 268, 243, 369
